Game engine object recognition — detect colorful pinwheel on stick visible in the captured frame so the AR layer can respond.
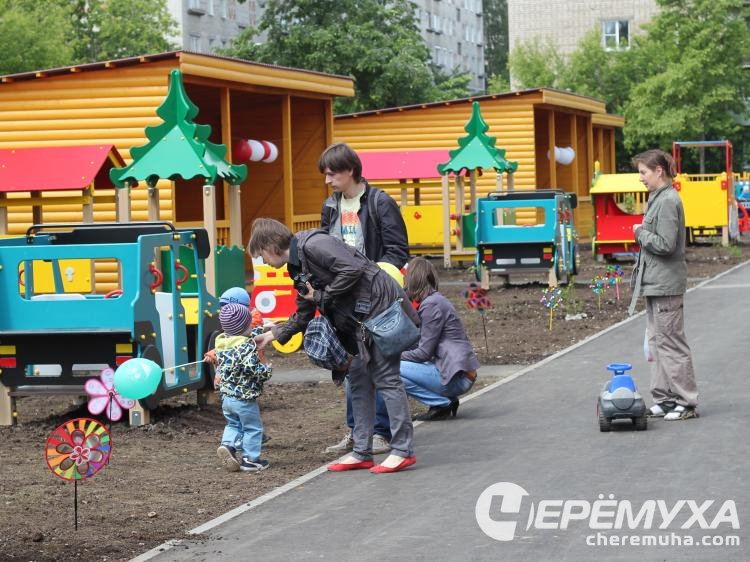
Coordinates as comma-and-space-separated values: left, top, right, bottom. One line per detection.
589, 275, 608, 310
464, 283, 492, 351
45, 417, 112, 530
85, 367, 135, 422
540, 286, 563, 331
605, 265, 624, 301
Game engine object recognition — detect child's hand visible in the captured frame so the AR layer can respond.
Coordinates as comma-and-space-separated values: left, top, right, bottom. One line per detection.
203, 349, 217, 366
254, 330, 275, 350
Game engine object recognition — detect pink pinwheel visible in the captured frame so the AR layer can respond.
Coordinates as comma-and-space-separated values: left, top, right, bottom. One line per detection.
84, 368, 135, 422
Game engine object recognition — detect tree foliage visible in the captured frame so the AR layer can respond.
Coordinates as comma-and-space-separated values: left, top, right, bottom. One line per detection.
560, 30, 634, 115
222, 0, 470, 113
622, 0, 750, 152
507, 0, 750, 161
0, 0, 176, 75
0, 0, 72, 74
484, 0, 509, 87
68, 0, 177, 63
507, 37, 565, 90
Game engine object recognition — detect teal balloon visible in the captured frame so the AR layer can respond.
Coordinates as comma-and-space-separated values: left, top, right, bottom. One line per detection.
113, 358, 162, 400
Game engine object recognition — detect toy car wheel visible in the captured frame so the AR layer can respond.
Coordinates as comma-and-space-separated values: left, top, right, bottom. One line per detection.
634, 415, 648, 431
272, 331, 303, 354
138, 344, 165, 411
598, 405, 612, 432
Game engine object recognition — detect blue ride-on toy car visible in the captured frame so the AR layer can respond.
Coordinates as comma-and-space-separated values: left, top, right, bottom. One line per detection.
597, 363, 647, 432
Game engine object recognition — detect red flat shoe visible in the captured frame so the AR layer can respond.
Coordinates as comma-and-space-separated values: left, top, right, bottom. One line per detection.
327, 459, 375, 472
370, 456, 416, 474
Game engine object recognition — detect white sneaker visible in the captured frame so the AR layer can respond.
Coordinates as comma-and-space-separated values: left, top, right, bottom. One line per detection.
325, 430, 354, 454
372, 434, 391, 455
648, 404, 667, 417
664, 405, 699, 421
217, 445, 240, 472
648, 402, 676, 417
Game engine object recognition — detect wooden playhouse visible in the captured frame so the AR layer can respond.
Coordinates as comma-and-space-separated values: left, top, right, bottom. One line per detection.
334, 88, 624, 247
0, 51, 355, 267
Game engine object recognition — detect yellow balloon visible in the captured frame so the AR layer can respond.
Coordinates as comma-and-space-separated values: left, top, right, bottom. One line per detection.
377, 262, 404, 288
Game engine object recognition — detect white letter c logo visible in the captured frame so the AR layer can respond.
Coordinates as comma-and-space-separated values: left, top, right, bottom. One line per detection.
475, 482, 529, 541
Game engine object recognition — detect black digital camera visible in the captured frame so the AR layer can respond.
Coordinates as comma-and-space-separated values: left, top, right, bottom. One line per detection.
293, 272, 313, 295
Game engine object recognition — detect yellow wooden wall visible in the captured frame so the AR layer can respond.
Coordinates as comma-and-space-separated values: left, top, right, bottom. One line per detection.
0, 61, 175, 233
0, 53, 352, 250
334, 90, 622, 242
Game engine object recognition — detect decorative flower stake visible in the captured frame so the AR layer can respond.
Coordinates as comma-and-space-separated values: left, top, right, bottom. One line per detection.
589, 275, 608, 310
540, 286, 563, 331
45, 417, 112, 530
605, 265, 624, 301
464, 283, 492, 351
85, 367, 136, 422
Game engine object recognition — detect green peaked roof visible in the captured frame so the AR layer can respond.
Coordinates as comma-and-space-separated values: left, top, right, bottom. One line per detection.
110, 69, 247, 188
437, 101, 518, 176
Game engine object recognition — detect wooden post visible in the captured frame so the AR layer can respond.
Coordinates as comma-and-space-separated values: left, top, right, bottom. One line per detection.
203, 183, 217, 294
228, 184, 242, 248
147, 186, 160, 221
469, 170, 477, 213
0, 383, 13, 426
116, 186, 131, 222
82, 186, 94, 223
128, 401, 150, 426
0, 193, 7, 235
442, 175, 452, 269
32, 206, 42, 225
455, 175, 465, 253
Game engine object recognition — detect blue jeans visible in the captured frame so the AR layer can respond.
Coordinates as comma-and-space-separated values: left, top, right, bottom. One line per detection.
345, 377, 391, 439
221, 396, 264, 461
399, 360, 474, 407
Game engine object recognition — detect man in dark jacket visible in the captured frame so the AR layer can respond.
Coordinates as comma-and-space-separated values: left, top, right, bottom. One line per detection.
320, 142, 409, 268
249, 218, 418, 473
318, 142, 410, 455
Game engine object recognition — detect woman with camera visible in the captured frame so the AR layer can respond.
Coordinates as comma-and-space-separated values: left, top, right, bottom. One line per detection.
249, 218, 420, 473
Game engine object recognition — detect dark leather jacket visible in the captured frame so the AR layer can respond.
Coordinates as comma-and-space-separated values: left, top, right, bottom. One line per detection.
271, 229, 419, 352
320, 180, 409, 269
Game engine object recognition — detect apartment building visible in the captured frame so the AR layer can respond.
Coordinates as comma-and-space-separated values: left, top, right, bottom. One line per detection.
415, 0, 486, 92
508, 0, 659, 56
166, 0, 263, 52
168, 0, 486, 93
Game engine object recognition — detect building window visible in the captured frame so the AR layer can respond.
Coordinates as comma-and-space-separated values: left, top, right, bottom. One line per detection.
187, 0, 205, 15
189, 34, 201, 52
602, 20, 629, 50
431, 14, 441, 33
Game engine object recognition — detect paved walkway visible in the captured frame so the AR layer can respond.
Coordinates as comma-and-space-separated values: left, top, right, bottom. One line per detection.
133, 262, 750, 562
268, 363, 521, 385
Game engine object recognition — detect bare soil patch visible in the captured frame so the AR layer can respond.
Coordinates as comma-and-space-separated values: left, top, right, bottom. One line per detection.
1, 241, 746, 562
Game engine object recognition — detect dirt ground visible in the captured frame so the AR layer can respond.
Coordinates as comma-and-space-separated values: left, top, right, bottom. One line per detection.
1, 240, 746, 562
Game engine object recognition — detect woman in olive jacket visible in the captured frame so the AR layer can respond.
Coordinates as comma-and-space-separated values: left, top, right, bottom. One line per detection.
249, 218, 420, 473
628, 149, 698, 421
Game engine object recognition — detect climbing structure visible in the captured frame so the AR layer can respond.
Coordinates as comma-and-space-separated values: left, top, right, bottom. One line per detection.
438, 101, 518, 267
110, 69, 247, 292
